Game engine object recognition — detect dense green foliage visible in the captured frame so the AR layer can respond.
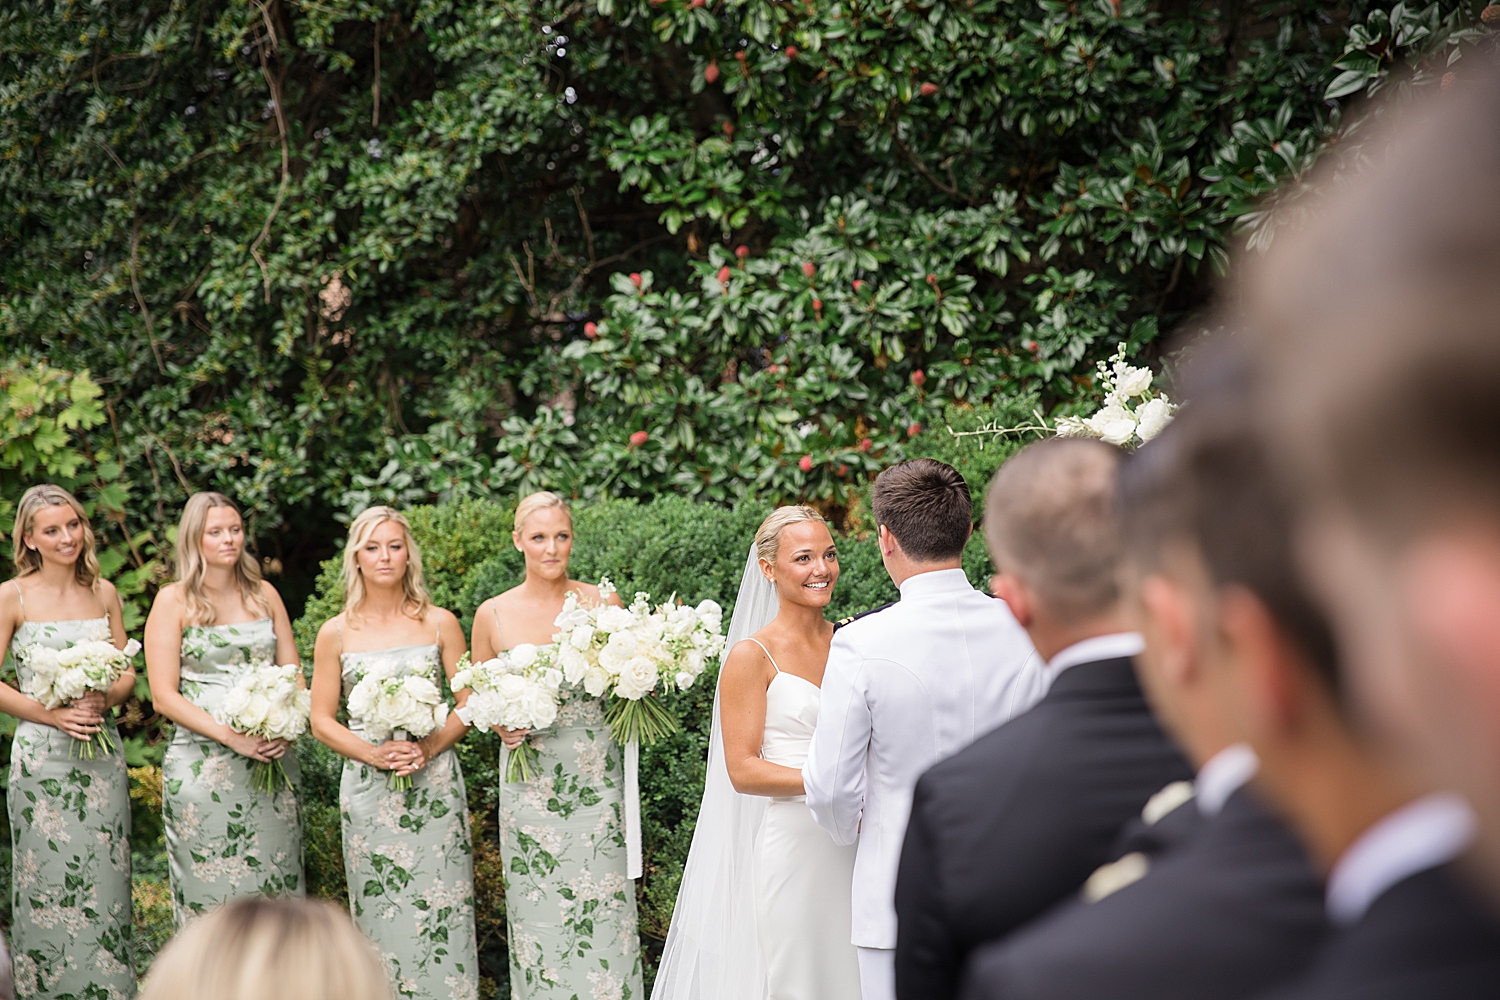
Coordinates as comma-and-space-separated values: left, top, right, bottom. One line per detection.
7, 0, 1495, 608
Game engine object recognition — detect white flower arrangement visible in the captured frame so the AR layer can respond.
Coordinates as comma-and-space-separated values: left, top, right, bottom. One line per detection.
347, 659, 450, 790
19, 638, 140, 759
452, 647, 563, 781
551, 578, 725, 745
213, 662, 312, 794
1053, 344, 1177, 446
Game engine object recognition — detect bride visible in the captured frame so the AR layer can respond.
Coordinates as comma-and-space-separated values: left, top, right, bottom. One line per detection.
653, 505, 862, 1000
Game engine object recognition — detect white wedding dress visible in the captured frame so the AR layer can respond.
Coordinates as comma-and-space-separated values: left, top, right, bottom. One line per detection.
652, 546, 862, 1000
746, 637, 862, 1000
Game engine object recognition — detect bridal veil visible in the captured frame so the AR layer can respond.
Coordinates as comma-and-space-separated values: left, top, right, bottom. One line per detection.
651, 544, 778, 1000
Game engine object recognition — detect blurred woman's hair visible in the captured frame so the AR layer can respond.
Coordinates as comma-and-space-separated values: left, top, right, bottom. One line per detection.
513, 490, 572, 535
340, 505, 431, 623
174, 492, 268, 627
10, 484, 100, 589
139, 896, 392, 1000
754, 505, 828, 566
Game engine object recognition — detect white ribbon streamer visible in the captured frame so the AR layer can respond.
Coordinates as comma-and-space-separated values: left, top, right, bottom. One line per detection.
625, 738, 642, 880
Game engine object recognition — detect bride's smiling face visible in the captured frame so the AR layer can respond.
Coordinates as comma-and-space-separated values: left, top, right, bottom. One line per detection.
762, 520, 839, 609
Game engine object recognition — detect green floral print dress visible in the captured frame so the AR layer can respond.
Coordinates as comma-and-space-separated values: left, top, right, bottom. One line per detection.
6, 602, 135, 999
340, 641, 479, 1000
162, 618, 304, 924
500, 681, 644, 1000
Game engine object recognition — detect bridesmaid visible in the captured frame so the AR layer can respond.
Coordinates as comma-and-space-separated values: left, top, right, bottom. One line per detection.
470, 491, 644, 999
144, 492, 304, 924
310, 506, 479, 1000
0, 485, 136, 998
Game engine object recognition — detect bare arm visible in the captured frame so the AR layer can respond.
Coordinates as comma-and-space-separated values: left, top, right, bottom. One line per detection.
144, 585, 276, 763
0, 583, 106, 738
309, 616, 418, 771
410, 609, 471, 771
720, 639, 805, 797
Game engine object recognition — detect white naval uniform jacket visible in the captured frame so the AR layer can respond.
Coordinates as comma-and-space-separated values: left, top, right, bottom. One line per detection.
804, 567, 1042, 951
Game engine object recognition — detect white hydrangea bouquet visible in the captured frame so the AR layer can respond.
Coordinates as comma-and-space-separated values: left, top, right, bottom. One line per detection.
347, 661, 450, 790
552, 579, 725, 745
19, 638, 140, 759
213, 662, 312, 794
452, 646, 563, 782
1054, 343, 1177, 447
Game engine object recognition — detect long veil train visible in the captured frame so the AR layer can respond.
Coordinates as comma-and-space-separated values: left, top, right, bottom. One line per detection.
651, 543, 779, 1000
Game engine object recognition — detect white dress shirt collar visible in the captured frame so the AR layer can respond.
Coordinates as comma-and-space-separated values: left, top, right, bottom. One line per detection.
1325, 792, 1477, 927
897, 567, 973, 600
1040, 632, 1145, 690
1195, 743, 1259, 817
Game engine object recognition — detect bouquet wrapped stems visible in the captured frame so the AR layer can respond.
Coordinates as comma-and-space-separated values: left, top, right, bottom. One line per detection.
70, 714, 116, 761
251, 756, 296, 795
388, 730, 415, 792
604, 693, 678, 746
505, 739, 541, 783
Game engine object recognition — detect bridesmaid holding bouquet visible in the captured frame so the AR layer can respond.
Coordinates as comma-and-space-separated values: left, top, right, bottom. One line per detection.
310, 506, 479, 1000
470, 491, 644, 1000
145, 492, 305, 924
0, 485, 137, 998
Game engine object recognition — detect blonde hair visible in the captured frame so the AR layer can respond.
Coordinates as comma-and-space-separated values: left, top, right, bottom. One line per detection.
11, 484, 101, 589
340, 506, 431, 623
175, 492, 270, 627
754, 505, 828, 566
513, 490, 572, 534
139, 896, 392, 1000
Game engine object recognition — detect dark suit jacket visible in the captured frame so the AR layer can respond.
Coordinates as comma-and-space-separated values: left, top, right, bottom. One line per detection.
960, 787, 1329, 1000
1262, 862, 1500, 1000
894, 656, 1193, 1000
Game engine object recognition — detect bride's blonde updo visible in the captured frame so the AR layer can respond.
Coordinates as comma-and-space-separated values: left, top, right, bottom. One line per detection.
513, 491, 572, 534
754, 505, 827, 564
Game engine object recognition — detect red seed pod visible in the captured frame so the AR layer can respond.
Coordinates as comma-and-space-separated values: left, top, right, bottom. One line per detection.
907, 422, 922, 438
629, 272, 643, 288
630, 430, 649, 446
717, 265, 731, 284
812, 298, 823, 311
723, 121, 736, 137
837, 463, 848, 476
735, 245, 750, 259
798, 455, 814, 472
735, 50, 747, 62
1025, 339, 1039, 355
584, 322, 598, 339
857, 437, 873, 452
853, 279, 866, 292
785, 45, 798, 59
919, 82, 939, 97
926, 273, 938, 286
911, 369, 926, 387
705, 62, 720, 83
802, 261, 816, 278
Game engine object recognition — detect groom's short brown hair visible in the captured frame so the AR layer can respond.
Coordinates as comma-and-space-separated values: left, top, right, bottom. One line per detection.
871, 459, 973, 562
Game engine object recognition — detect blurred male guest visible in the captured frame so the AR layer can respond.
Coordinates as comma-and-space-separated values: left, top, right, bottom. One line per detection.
893, 438, 1192, 1000
960, 357, 1330, 1000
805, 459, 1041, 1000
1244, 61, 1500, 911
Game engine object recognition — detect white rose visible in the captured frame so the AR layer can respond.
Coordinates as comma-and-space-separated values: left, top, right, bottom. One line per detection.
695, 599, 722, 621
240, 693, 271, 729
554, 602, 593, 631
1112, 363, 1154, 399
558, 645, 590, 685
565, 625, 592, 650
264, 703, 291, 738
582, 667, 611, 698
684, 649, 705, 674
1134, 396, 1174, 443
217, 686, 252, 724
496, 673, 528, 701
402, 675, 442, 704
675, 671, 696, 690
598, 630, 639, 671
595, 606, 636, 634
508, 643, 539, 669
613, 656, 659, 700
542, 667, 564, 691
518, 684, 558, 729
1084, 403, 1137, 447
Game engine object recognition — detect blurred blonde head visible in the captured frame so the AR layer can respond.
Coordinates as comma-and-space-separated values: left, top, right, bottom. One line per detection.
140, 896, 392, 1000
11, 484, 100, 589
175, 492, 269, 627
340, 506, 431, 623
753, 505, 827, 567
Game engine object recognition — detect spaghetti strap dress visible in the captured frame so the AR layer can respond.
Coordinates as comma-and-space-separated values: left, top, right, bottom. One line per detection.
162, 617, 304, 924
339, 636, 479, 1000
6, 581, 135, 998
494, 607, 644, 1000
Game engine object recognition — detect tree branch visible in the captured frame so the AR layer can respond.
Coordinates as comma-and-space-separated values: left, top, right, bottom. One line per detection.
249, 1, 291, 305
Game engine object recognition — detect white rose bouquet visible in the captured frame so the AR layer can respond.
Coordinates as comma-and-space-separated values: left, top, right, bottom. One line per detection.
1054, 343, 1178, 447
19, 638, 141, 759
347, 660, 450, 790
213, 662, 312, 794
452, 646, 563, 782
552, 580, 725, 745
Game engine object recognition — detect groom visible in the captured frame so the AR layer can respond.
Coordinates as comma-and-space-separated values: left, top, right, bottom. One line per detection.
805, 459, 1041, 1000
